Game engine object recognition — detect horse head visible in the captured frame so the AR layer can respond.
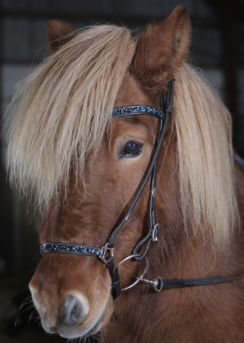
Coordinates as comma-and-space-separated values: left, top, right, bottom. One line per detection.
6, 5, 243, 342
29, 6, 190, 337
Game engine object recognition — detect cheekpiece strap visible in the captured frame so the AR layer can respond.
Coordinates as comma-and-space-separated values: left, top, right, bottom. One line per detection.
40, 242, 103, 258
112, 105, 164, 120
106, 256, 121, 300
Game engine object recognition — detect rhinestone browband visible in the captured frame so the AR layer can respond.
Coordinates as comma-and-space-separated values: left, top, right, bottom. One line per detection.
40, 242, 103, 257
112, 106, 164, 119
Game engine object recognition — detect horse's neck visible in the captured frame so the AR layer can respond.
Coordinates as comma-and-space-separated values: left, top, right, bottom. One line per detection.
101, 156, 244, 343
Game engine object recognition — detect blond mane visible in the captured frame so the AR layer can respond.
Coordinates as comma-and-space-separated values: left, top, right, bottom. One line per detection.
174, 63, 239, 244
5, 25, 137, 211
5, 26, 239, 244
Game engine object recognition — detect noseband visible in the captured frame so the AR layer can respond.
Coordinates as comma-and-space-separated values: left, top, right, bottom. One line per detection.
40, 79, 244, 300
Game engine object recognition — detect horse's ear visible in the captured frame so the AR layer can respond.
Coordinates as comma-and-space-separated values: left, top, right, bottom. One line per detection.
47, 20, 76, 53
131, 6, 190, 93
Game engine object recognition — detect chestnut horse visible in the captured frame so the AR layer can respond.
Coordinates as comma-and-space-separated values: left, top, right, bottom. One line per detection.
5, 6, 244, 343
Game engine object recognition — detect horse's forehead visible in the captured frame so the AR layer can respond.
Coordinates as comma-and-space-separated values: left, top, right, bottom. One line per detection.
114, 71, 155, 108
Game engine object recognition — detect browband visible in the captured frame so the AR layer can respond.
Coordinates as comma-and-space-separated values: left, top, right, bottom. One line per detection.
112, 105, 164, 119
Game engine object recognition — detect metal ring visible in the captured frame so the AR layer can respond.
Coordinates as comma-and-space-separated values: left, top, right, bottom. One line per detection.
153, 276, 163, 292
118, 254, 148, 291
118, 253, 141, 266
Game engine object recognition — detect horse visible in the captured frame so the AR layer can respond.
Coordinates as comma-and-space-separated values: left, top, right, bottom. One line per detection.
5, 5, 244, 342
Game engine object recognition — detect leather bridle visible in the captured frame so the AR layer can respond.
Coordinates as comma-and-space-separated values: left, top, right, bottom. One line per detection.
40, 79, 244, 300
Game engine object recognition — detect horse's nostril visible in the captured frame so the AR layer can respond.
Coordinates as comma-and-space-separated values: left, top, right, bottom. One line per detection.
61, 294, 89, 326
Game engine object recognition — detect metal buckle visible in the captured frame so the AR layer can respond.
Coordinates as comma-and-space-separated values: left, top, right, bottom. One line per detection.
151, 188, 156, 197
152, 223, 159, 242
99, 243, 114, 264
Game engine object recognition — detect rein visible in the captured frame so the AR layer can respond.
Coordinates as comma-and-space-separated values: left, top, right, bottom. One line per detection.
40, 79, 244, 300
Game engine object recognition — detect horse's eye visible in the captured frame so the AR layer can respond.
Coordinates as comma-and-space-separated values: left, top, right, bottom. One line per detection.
119, 141, 143, 158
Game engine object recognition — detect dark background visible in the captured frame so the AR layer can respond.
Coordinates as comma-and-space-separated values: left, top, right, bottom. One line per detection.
0, 0, 243, 341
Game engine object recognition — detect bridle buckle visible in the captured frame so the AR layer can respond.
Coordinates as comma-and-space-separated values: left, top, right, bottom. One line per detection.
99, 243, 114, 264
152, 224, 159, 242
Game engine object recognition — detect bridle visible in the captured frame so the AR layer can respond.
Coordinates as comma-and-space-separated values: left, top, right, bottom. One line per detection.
40, 79, 173, 299
40, 79, 244, 300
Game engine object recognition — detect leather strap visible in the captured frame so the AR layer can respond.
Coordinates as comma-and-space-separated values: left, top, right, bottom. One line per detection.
106, 256, 121, 300
156, 274, 244, 290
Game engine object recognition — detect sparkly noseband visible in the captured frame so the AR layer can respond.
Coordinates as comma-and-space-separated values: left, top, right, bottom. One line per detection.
40, 242, 103, 257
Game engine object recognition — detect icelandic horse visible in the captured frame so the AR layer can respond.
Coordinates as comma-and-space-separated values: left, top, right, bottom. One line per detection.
5, 5, 244, 343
